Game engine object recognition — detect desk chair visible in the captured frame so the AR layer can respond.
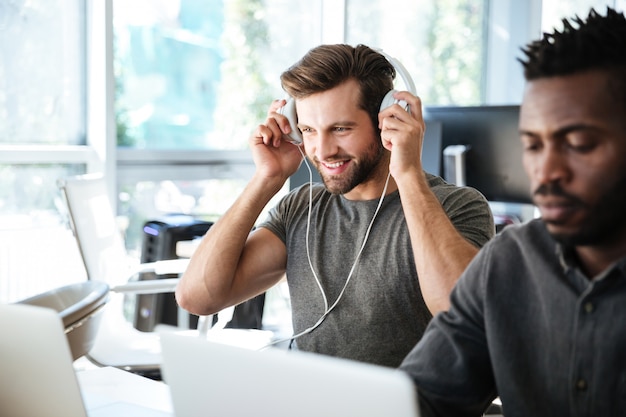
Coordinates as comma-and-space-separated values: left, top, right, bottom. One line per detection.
57, 174, 187, 291
17, 280, 110, 361
57, 173, 232, 378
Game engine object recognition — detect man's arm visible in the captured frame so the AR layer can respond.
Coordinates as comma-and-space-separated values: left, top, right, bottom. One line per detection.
399, 250, 497, 417
397, 171, 490, 314
176, 101, 303, 316
379, 92, 494, 314
176, 176, 287, 316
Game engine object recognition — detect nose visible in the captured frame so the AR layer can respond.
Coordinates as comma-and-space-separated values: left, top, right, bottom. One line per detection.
530, 145, 571, 186
312, 131, 339, 161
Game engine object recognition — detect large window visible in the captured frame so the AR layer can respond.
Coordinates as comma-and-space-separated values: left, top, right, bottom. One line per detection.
346, 0, 487, 106
114, 0, 322, 151
113, 0, 322, 253
114, 0, 494, 152
0, 0, 93, 302
0, 0, 86, 145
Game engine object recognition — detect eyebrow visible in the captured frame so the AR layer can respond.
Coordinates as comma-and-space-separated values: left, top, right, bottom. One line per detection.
297, 120, 359, 130
519, 123, 600, 138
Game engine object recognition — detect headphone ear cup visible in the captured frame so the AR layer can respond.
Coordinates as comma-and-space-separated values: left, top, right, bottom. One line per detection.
379, 90, 397, 112
379, 89, 409, 112
278, 98, 303, 145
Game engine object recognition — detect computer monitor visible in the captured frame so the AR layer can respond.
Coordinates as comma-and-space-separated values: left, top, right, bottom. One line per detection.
425, 105, 532, 205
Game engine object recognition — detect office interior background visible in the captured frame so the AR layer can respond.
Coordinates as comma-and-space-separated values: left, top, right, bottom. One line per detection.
1, 0, 624, 306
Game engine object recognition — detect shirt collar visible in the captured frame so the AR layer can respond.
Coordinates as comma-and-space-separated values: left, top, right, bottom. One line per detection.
555, 243, 575, 274
556, 242, 626, 282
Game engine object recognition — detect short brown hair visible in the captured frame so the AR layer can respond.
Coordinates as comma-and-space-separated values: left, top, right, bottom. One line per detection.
280, 44, 396, 130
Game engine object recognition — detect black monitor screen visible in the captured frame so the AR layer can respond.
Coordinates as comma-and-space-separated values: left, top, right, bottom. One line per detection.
425, 105, 532, 204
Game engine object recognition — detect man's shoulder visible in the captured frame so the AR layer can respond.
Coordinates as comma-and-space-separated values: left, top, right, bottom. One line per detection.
288, 182, 327, 197
426, 173, 484, 200
280, 182, 326, 204
270, 182, 330, 218
484, 218, 553, 255
496, 218, 548, 239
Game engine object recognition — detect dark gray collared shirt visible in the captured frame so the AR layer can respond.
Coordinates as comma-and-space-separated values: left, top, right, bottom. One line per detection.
400, 219, 626, 417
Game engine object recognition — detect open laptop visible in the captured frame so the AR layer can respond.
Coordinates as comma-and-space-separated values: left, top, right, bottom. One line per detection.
1, 302, 419, 417
0, 303, 173, 417
160, 332, 420, 417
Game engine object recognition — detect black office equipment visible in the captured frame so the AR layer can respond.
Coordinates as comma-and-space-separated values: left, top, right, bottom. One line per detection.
135, 215, 213, 332
425, 105, 530, 204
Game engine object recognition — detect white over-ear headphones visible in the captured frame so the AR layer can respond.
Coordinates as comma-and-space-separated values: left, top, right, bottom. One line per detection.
376, 48, 417, 111
279, 49, 417, 145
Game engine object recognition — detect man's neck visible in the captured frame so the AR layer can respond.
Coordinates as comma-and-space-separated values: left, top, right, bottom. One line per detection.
575, 240, 626, 279
343, 172, 397, 201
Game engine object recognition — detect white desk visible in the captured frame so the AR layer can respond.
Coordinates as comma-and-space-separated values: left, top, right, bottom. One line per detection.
76, 366, 174, 416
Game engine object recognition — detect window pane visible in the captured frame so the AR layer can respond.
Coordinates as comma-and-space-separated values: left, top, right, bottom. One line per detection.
113, 0, 322, 150
542, 0, 617, 31
0, 0, 88, 303
0, 164, 84, 216
345, 0, 487, 106
0, 164, 87, 303
0, 0, 86, 145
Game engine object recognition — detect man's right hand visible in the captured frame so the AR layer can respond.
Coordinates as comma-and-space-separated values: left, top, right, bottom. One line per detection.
249, 99, 305, 186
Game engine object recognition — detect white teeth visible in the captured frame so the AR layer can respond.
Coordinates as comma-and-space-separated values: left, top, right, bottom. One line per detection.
324, 161, 344, 168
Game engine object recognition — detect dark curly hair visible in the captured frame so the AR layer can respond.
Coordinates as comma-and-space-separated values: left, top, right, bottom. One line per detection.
280, 44, 396, 132
520, 7, 626, 79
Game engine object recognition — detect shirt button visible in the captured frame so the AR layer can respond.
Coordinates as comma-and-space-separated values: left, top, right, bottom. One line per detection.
576, 379, 588, 391
583, 302, 594, 314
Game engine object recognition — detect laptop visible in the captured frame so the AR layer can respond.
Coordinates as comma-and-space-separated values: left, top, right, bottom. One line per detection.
1, 302, 419, 417
0, 303, 173, 417
160, 332, 420, 417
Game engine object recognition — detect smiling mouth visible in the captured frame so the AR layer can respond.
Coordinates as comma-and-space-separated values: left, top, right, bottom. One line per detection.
323, 161, 346, 169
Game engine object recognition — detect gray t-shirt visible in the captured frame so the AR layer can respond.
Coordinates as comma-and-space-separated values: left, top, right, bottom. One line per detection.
260, 173, 494, 367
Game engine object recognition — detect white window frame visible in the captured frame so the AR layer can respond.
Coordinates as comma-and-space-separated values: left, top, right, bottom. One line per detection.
484, 0, 542, 104
0, 0, 113, 205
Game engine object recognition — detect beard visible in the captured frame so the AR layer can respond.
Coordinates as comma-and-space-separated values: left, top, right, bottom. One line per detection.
541, 172, 626, 247
314, 139, 385, 195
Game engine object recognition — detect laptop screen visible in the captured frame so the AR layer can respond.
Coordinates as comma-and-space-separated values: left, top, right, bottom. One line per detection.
160, 332, 420, 417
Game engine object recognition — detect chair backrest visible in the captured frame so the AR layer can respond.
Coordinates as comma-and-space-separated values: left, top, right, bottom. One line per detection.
17, 281, 109, 360
58, 173, 258, 338
58, 174, 132, 286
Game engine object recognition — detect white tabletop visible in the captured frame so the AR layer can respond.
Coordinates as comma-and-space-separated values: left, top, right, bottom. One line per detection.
76, 366, 174, 417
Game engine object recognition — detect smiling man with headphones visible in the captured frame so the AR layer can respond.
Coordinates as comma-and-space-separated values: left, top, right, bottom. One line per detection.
176, 44, 494, 367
